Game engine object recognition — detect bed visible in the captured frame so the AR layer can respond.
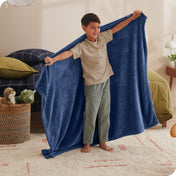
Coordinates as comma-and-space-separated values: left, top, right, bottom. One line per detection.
0, 49, 173, 126
148, 69, 173, 126
0, 49, 54, 112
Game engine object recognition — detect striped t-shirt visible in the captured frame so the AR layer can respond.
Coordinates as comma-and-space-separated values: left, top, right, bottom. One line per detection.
71, 29, 114, 86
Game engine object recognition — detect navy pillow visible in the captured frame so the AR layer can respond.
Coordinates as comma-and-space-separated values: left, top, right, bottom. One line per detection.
7, 49, 54, 66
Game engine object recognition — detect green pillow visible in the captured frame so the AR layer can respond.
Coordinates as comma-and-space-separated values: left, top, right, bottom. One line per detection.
0, 57, 38, 79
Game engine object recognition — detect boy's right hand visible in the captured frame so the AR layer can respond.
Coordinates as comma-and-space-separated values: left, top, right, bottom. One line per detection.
45, 56, 55, 66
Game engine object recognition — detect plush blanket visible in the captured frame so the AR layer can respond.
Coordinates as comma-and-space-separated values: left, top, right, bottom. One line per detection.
36, 13, 158, 159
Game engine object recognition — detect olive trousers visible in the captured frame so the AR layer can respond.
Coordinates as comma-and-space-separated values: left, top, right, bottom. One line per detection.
83, 79, 110, 144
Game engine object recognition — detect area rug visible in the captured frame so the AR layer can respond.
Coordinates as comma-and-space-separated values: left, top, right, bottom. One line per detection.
0, 126, 176, 176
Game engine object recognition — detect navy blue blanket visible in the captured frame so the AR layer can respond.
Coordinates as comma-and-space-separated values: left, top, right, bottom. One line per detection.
36, 13, 158, 159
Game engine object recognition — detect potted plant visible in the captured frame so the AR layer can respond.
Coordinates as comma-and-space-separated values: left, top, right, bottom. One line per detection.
168, 54, 176, 67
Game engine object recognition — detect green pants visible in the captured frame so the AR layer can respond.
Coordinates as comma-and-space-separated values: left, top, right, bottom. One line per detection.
83, 79, 110, 144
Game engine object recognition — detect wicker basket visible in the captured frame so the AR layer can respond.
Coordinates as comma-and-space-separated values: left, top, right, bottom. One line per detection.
0, 100, 31, 144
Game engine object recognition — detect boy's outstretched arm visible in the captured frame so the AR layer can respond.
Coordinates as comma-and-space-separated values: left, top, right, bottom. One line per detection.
111, 10, 142, 34
45, 50, 73, 66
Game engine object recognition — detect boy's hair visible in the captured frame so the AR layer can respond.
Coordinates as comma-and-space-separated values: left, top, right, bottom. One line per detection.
81, 13, 100, 26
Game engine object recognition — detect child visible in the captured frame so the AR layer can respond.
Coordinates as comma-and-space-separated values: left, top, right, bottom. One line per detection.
45, 10, 142, 153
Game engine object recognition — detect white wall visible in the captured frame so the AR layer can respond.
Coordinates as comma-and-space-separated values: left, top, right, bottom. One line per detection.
0, 0, 164, 56
0, 0, 42, 56
0, 0, 175, 106
40, 0, 85, 52
164, 0, 176, 106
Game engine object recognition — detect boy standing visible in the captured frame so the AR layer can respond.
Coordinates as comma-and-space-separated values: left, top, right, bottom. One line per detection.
45, 10, 142, 153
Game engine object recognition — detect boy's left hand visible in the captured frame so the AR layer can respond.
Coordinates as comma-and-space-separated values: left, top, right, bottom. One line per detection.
131, 10, 142, 20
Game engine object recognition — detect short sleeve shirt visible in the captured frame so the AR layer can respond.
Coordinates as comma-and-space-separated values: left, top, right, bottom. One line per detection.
71, 29, 114, 86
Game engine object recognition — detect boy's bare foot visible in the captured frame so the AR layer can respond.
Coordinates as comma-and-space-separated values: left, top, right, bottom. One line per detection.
81, 144, 90, 153
99, 142, 113, 152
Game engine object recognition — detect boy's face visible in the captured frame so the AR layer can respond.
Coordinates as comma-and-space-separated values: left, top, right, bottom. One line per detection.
82, 22, 100, 42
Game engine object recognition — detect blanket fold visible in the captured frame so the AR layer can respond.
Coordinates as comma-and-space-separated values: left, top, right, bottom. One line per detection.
36, 13, 158, 159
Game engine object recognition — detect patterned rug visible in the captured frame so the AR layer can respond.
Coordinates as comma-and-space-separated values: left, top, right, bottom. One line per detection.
0, 126, 176, 176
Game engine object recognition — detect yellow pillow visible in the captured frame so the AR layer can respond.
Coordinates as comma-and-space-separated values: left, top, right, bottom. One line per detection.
0, 57, 38, 79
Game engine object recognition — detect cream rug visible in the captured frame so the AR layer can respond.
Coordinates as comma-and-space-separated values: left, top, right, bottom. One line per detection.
1, 126, 176, 176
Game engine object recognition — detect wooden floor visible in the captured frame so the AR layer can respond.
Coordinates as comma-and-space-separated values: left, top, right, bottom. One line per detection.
164, 107, 176, 129
30, 107, 176, 133
31, 112, 44, 133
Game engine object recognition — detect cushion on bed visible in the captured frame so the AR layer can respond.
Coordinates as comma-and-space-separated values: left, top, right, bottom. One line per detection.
0, 57, 38, 79
7, 49, 54, 66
